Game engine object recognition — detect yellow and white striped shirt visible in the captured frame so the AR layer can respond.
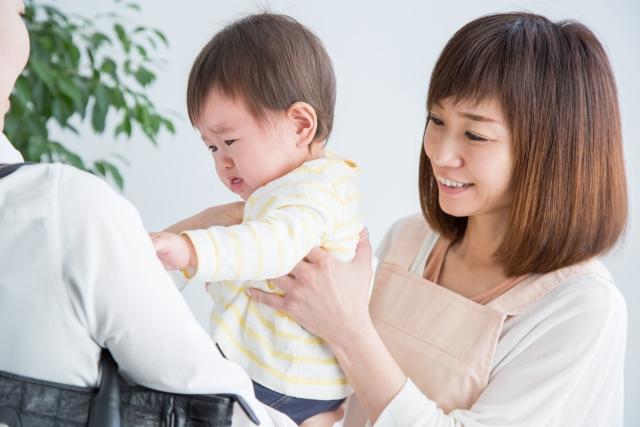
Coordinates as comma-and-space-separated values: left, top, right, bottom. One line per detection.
184, 152, 363, 400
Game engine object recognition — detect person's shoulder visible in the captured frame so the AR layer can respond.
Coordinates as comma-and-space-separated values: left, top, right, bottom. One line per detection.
0, 163, 58, 220
544, 258, 621, 306
253, 160, 345, 207
375, 214, 436, 259
277, 152, 359, 191
386, 213, 434, 241
529, 259, 627, 332
55, 163, 140, 226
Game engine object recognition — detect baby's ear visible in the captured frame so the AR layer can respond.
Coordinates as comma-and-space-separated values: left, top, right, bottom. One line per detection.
286, 102, 318, 147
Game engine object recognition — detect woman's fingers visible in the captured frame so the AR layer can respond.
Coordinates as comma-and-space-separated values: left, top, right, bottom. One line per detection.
246, 288, 286, 311
354, 228, 373, 266
303, 246, 329, 264
272, 272, 296, 292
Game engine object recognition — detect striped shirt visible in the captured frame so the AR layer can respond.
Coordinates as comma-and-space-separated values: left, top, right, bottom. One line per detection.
184, 152, 363, 400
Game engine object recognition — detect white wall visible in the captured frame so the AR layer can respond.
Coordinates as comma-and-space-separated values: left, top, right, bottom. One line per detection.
53, 0, 640, 424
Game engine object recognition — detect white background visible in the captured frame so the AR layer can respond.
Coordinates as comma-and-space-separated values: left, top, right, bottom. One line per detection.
51, 0, 639, 424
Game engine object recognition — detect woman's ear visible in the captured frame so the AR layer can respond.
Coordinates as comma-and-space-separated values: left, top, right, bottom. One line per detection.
286, 102, 318, 148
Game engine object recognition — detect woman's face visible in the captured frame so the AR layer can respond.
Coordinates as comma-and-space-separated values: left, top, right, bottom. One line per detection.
424, 97, 513, 222
0, 0, 29, 131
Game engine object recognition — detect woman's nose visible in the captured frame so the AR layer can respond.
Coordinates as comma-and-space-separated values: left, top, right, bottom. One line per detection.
426, 134, 463, 169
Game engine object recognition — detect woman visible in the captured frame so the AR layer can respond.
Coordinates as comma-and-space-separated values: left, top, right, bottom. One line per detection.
249, 12, 628, 426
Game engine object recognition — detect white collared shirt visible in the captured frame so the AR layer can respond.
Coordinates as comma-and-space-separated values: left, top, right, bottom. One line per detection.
0, 159, 295, 427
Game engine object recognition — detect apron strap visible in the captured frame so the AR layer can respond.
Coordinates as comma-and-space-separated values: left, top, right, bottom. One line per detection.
382, 214, 438, 271
489, 258, 612, 316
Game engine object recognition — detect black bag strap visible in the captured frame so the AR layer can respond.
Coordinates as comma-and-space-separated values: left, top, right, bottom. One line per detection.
93, 349, 260, 425
0, 162, 31, 179
88, 351, 121, 427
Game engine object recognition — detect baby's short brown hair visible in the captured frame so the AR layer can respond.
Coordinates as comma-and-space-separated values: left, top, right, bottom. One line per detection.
187, 13, 336, 143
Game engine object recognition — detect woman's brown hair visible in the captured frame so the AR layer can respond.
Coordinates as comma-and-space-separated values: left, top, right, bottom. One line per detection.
419, 12, 627, 276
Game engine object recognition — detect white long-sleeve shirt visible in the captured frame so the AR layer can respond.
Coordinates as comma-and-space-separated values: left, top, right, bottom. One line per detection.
184, 153, 363, 400
0, 153, 295, 426
367, 218, 627, 427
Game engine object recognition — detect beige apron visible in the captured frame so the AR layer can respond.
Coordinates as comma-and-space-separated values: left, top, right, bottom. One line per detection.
344, 215, 596, 425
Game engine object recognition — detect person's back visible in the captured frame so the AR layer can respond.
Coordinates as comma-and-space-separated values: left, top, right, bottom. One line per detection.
0, 160, 295, 426
0, 163, 98, 385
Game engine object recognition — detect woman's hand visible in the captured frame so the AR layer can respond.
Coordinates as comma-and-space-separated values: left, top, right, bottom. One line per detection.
249, 230, 408, 424
164, 201, 244, 234
246, 229, 373, 347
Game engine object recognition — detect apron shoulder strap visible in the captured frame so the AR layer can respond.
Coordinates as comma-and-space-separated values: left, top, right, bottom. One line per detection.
489, 258, 612, 316
383, 214, 438, 271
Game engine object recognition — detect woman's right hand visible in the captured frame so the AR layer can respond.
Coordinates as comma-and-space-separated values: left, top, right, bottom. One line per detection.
248, 231, 408, 424
246, 230, 374, 348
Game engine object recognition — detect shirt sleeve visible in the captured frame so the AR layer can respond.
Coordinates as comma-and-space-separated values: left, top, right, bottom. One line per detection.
56, 166, 295, 427
184, 175, 344, 282
371, 276, 627, 427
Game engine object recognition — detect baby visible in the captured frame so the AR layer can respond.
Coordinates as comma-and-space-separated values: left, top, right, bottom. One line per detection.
151, 13, 363, 424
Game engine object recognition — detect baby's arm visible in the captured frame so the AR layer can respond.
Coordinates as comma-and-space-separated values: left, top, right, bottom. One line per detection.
164, 201, 244, 233
184, 177, 345, 283
149, 201, 244, 271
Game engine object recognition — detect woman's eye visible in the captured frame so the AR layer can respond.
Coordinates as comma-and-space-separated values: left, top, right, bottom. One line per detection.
428, 115, 444, 126
208, 145, 217, 153
224, 139, 237, 146
465, 132, 488, 142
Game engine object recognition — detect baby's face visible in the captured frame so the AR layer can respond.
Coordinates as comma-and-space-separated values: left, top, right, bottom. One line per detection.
196, 89, 306, 200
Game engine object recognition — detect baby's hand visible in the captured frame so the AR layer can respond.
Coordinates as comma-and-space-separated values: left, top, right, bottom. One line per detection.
149, 232, 197, 271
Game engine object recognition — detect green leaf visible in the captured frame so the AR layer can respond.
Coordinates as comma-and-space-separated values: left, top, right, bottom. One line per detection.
12, 78, 31, 106
114, 23, 131, 53
51, 97, 73, 125
100, 58, 118, 80
10, 0, 173, 188
26, 135, 48, 161
161, 117, 176, 134
133, 66, 155, 87
94, 160, 107, 176
111, 152, 131, 166
94, 83, 110, 113
50, 141, 86, 170
135, 44, 148, 59
153, 29, 169, 47
115, 115, 132, 137
57, 78, 82, 108
109, 87, 126, 109
29, 57, 55, 90
91, 100, 108, 133
89, 32, 112, 49
103, 161, 124, 189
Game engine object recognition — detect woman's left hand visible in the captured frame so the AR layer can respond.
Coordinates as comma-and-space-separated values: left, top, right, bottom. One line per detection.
246, 230, 373, 346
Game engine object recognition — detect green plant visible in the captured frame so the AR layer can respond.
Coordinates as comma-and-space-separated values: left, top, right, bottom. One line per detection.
5, 0, 175, 189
